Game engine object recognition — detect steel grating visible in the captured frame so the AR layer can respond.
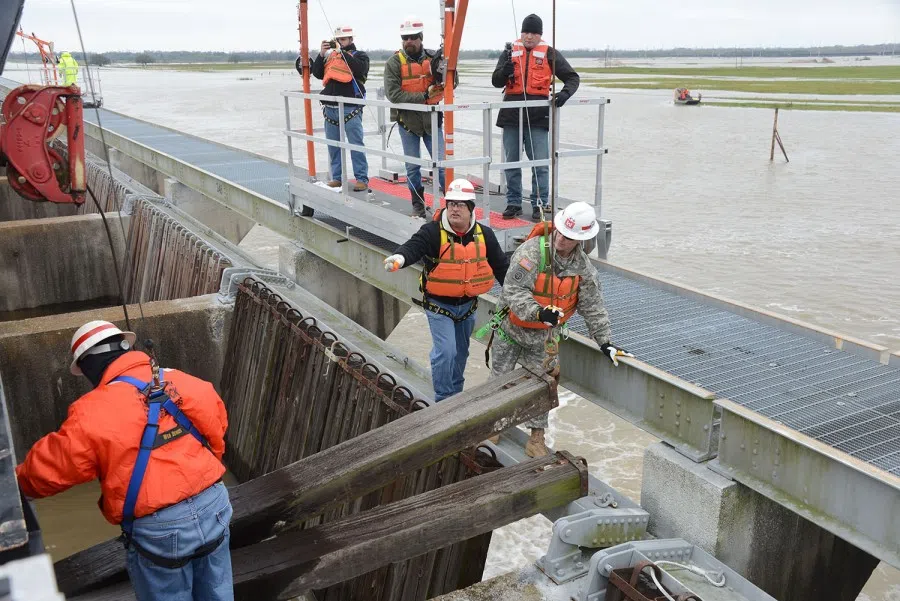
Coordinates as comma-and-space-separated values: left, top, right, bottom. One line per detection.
22, 91, 895, 478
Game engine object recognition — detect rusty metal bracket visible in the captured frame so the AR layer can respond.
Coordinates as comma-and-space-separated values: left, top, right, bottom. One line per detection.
536, 506, 650, 584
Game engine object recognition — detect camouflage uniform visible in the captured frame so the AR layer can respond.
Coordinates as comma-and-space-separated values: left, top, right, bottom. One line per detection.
490, 235, 612, 428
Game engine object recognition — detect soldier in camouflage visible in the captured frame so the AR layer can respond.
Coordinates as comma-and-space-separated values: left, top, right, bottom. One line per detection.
487, 202, 632, 457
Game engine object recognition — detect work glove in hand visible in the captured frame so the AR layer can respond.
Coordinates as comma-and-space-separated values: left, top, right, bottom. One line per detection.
537, 307, 565, 327
553, 91, 570, 107
383, 254, 405, 272
600, 342, 634, 367
425, 84, 445, 105
501, 60, 515, 78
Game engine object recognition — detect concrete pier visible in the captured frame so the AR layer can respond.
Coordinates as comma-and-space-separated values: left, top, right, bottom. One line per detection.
279, 242, 409, 340
0, 295, 231, 457
640, 442, 879, 601
0, 214, 126, 317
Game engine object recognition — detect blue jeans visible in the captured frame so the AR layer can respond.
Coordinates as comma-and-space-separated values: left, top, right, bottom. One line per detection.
424, 298, 476, 401
398, 125, 445, 195
324, 104, 369, 184
126, 482, 233, 601
502, 125, 550, 208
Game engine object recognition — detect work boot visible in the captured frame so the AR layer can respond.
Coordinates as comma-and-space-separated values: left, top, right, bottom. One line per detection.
326, 180, 341, 188
502, 204, 523, 219
353, 181, 368, 192
531, 205, 544, 221
524, 428, 550, 458
411, 186, 427, 218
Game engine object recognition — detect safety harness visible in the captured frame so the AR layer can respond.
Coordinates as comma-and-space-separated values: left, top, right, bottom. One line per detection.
413, 296, 478, 323
322, 49, 365, 126
113, 375, 224, 569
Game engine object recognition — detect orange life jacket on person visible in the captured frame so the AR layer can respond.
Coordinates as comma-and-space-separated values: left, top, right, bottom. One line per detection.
504, 40, 553, 97
15, 352, 227, 525
323, 50, 354, 84
508, 222, 580, 329
422, 209, 495, 298
397, 50, 433, 94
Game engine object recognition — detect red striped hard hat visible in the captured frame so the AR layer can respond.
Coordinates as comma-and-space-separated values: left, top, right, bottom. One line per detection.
445, 178, 476, 202
69, 320, 136, 376
334, 26, 354, 38
400, 17, 424, 35
554, 201, 600, 241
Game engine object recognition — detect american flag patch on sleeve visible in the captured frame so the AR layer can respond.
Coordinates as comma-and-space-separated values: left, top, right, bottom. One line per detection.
518, 258, 534, 271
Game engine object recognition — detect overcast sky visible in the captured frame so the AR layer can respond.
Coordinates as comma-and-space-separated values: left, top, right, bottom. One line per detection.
16, 0, 900, 53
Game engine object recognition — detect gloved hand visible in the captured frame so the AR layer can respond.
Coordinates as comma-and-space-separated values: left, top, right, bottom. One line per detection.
600, 342, 634, 367
425, 84, 444, 105
383, 254, 405, 272
553, 91, 571, 108
502, 59, 515, 78
537, 306, 565, 327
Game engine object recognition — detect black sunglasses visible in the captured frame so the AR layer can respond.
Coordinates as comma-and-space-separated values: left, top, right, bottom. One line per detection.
401, 34, 422, 41
446, 200, 469, 208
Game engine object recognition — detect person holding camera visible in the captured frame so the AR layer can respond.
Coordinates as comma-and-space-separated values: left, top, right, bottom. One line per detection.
492, 14, 580, 221
312, 25, 370, 192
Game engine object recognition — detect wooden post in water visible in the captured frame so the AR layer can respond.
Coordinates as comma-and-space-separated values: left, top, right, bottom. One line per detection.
770, 108, 789, 163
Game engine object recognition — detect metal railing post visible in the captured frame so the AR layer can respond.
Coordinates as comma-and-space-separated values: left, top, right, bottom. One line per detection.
338, 100, 349, 195
285, 96, 294, 171
551, 103, 561, 209
595, 101, 606, 213
431, 110, 441, 207
377, 88, 388, 172
481, 107, 492, 225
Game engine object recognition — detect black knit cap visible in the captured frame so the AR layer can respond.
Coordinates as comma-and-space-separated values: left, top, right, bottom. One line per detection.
521, 14, 543, 35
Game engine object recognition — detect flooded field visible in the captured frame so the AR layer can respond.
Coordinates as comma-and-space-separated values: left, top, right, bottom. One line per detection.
5, 58, 899, 598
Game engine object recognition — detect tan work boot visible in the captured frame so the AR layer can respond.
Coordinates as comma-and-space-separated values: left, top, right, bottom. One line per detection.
326, 180, 341, 188
524, 428, 550, 458
353, 181, 368, 192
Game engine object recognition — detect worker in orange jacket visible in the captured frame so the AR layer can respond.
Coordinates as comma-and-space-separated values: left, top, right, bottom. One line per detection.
15, 320, 232, 601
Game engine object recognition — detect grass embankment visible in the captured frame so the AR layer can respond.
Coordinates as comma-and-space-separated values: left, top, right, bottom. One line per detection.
579, 65, 900, 80
583, 65, 900, 111
589, 78, 900, 95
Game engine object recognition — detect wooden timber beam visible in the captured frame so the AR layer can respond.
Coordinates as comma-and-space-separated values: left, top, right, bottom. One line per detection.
56, 368, 557, 595
72, 451, 587, 601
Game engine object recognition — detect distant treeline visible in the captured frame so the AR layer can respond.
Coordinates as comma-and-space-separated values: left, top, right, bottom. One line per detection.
7, 44, 897, 65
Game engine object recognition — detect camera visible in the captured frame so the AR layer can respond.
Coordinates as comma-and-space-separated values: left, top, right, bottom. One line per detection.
328, 40, 337, 49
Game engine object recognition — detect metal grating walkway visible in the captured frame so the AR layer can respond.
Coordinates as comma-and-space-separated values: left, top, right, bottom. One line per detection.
7, 85, 895, 478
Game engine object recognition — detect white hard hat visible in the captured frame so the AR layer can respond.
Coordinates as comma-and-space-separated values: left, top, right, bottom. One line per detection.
400, 17, 424, 36
554, 201, 600, 241
333, 25, 354, 38
69, 320, 136, 376
445, 178, 476, 202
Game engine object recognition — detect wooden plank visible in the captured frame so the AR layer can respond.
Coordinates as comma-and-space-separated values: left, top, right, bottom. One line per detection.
55, 368, 557, 596
73, 451, 586, 601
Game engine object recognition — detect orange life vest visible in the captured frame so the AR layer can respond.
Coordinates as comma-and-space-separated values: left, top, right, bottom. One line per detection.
508, 223, 580, 329
504, 40, 553, 97
423, 214, 495, 298
323, 50, 354, 84
397, 50, 433, 94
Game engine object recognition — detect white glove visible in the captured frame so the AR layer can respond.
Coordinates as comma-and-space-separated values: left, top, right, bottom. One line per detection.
384, 254, 405, 272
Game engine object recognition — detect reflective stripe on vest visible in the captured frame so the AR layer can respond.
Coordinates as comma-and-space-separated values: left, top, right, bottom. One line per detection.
323, 50, 354, 84
398, 51, 433, 94
112, 375, 209, 535
504, 41, 552, 97
508, 235, 580, 329
423, 223, 495, 298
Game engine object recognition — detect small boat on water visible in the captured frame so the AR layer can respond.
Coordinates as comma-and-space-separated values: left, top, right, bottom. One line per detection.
674, 87, 701, 105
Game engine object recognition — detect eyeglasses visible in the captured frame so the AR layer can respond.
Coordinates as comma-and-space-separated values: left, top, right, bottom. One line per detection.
401, 34, 422, 41
446, 200, 469, 208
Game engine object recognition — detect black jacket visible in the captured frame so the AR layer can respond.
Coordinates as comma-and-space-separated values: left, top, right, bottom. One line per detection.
312, 44, 369, 104
394, 218, 509, 305
491, 46, 579, 129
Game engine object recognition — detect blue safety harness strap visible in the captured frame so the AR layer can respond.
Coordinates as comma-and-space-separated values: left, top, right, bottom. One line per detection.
112, 375, 210, 536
